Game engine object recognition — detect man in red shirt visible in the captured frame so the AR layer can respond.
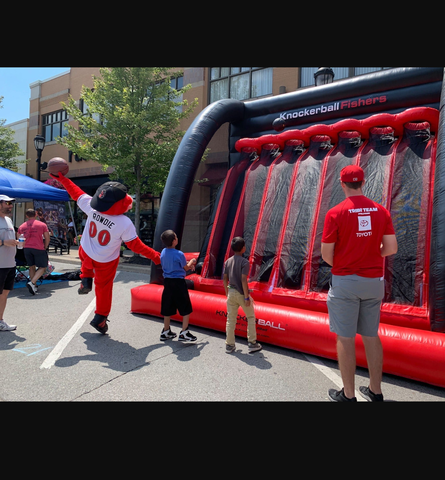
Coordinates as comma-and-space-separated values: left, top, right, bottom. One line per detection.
17, 209, 50, 295
322, 165, 397, 402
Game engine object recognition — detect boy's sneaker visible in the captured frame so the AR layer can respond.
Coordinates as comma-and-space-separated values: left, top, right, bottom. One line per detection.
226, 344, 236, 354
90, 313, 109, 334
359, 386, 384, 402
160, 328, 177, 341
27, 281, 38, 295
328, 388, 357, 402
248, 342, 262, 353
178, 330, 197, 342
78, 277, 93, 295
0, 319, 17, 332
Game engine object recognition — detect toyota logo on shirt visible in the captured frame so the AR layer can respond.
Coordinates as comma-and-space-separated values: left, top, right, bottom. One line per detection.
358, 215, 372, 232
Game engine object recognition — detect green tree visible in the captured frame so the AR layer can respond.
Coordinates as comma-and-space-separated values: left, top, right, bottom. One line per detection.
0, 96, 25, 170
58, 67, 198, 235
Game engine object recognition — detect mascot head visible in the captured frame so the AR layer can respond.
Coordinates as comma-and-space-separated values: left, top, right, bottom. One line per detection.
91, 181, 133, 215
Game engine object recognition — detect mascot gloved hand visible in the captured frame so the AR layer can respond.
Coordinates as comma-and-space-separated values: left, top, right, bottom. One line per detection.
51, 172, 161, 334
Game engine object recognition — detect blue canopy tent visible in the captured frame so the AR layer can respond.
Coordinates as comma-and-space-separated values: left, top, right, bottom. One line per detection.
0, 167, 69, 202
0, 166, 76, 236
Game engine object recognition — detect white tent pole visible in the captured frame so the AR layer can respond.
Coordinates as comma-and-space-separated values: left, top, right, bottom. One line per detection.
67, 201, 78, 238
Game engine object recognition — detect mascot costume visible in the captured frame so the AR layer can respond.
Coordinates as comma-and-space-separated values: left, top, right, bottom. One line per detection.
51, 172, 161, 334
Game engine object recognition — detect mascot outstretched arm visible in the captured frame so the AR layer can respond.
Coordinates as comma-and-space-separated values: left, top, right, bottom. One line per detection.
52, 172, 161, 334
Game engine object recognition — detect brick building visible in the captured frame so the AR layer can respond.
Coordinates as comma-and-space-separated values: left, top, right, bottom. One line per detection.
24, 67, 391, 250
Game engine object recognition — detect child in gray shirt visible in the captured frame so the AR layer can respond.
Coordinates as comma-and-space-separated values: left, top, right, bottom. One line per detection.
223, 236, 262, 354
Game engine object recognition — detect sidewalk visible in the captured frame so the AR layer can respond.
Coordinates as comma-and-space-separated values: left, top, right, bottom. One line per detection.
48, 245, 152, 275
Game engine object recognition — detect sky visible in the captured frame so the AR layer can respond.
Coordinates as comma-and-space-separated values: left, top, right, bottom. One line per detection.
0, 67, 70, 125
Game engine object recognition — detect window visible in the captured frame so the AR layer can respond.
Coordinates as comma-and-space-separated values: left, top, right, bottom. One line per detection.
300, 67, 393, 88
42, 110, 68, 142
144, 75, 185, 112
79, 98, 101, 125
209, 67, 273, 103
170, 75, 183, 90
170, 75, 184, 113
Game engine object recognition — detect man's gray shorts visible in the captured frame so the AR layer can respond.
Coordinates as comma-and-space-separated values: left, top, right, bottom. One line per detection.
327, 274, 384, 338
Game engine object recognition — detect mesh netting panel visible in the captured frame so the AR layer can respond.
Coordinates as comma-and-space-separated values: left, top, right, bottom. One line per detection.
386, 128, 433, 305
279, 137, 332, 289
360, 131, 397, 206
249, 142, 304, 283
241, 147, 279, 260
202, 155, 250, 278
310, 135, 362, 292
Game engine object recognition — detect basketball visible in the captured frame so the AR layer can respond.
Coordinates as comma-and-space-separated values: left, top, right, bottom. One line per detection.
47, 157, 69, 176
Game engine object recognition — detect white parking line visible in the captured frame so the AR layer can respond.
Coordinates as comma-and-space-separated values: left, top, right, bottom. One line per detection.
40, 297, 96, 369
303, 353, 366, 401
40, 271, 120, 370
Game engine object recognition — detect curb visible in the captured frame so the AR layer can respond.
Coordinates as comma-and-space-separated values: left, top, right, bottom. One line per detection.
48, 250, 152, 275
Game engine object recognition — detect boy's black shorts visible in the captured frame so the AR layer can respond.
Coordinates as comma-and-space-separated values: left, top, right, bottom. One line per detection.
161, 278, 193, 317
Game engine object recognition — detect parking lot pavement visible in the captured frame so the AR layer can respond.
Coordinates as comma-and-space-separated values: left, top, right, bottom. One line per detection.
1, 260, 444, 402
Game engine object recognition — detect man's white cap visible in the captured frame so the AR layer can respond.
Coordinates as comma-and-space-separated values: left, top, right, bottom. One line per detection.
0, 194, 15, 202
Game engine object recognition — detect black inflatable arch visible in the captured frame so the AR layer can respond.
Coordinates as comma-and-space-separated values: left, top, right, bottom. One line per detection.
151, 67, 445, 332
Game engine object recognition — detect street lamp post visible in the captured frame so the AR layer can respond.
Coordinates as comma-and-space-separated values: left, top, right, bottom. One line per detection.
34, 134, 46, 181
314, 67, 335, 86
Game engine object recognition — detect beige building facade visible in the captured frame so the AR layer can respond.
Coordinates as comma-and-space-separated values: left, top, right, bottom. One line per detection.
23, 67, 390, 250
4, 118, 29, 226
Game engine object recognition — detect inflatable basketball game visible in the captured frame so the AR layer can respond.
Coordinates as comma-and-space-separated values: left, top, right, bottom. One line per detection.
131, 67, 445, 388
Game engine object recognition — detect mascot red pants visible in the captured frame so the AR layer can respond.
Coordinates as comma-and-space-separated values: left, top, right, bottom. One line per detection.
51, 172, 161, 334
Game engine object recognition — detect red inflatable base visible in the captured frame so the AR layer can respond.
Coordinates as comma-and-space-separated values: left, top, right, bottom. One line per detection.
131, 284, 445, 388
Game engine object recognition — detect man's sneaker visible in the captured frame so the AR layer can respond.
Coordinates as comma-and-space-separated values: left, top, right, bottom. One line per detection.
328, 388, 357, 402
226, 344, 236, 354
248, 342, 262, 353
178, 330, 197, 342
27, 281, 37, 295
160, 328, 177, 341
90, 314, 109, 334
78, 277, 93, 295
0, 319, 17, 331
359, 386, 384, 402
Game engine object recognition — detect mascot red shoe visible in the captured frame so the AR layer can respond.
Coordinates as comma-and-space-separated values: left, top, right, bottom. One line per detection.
51, 172, 161, 334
